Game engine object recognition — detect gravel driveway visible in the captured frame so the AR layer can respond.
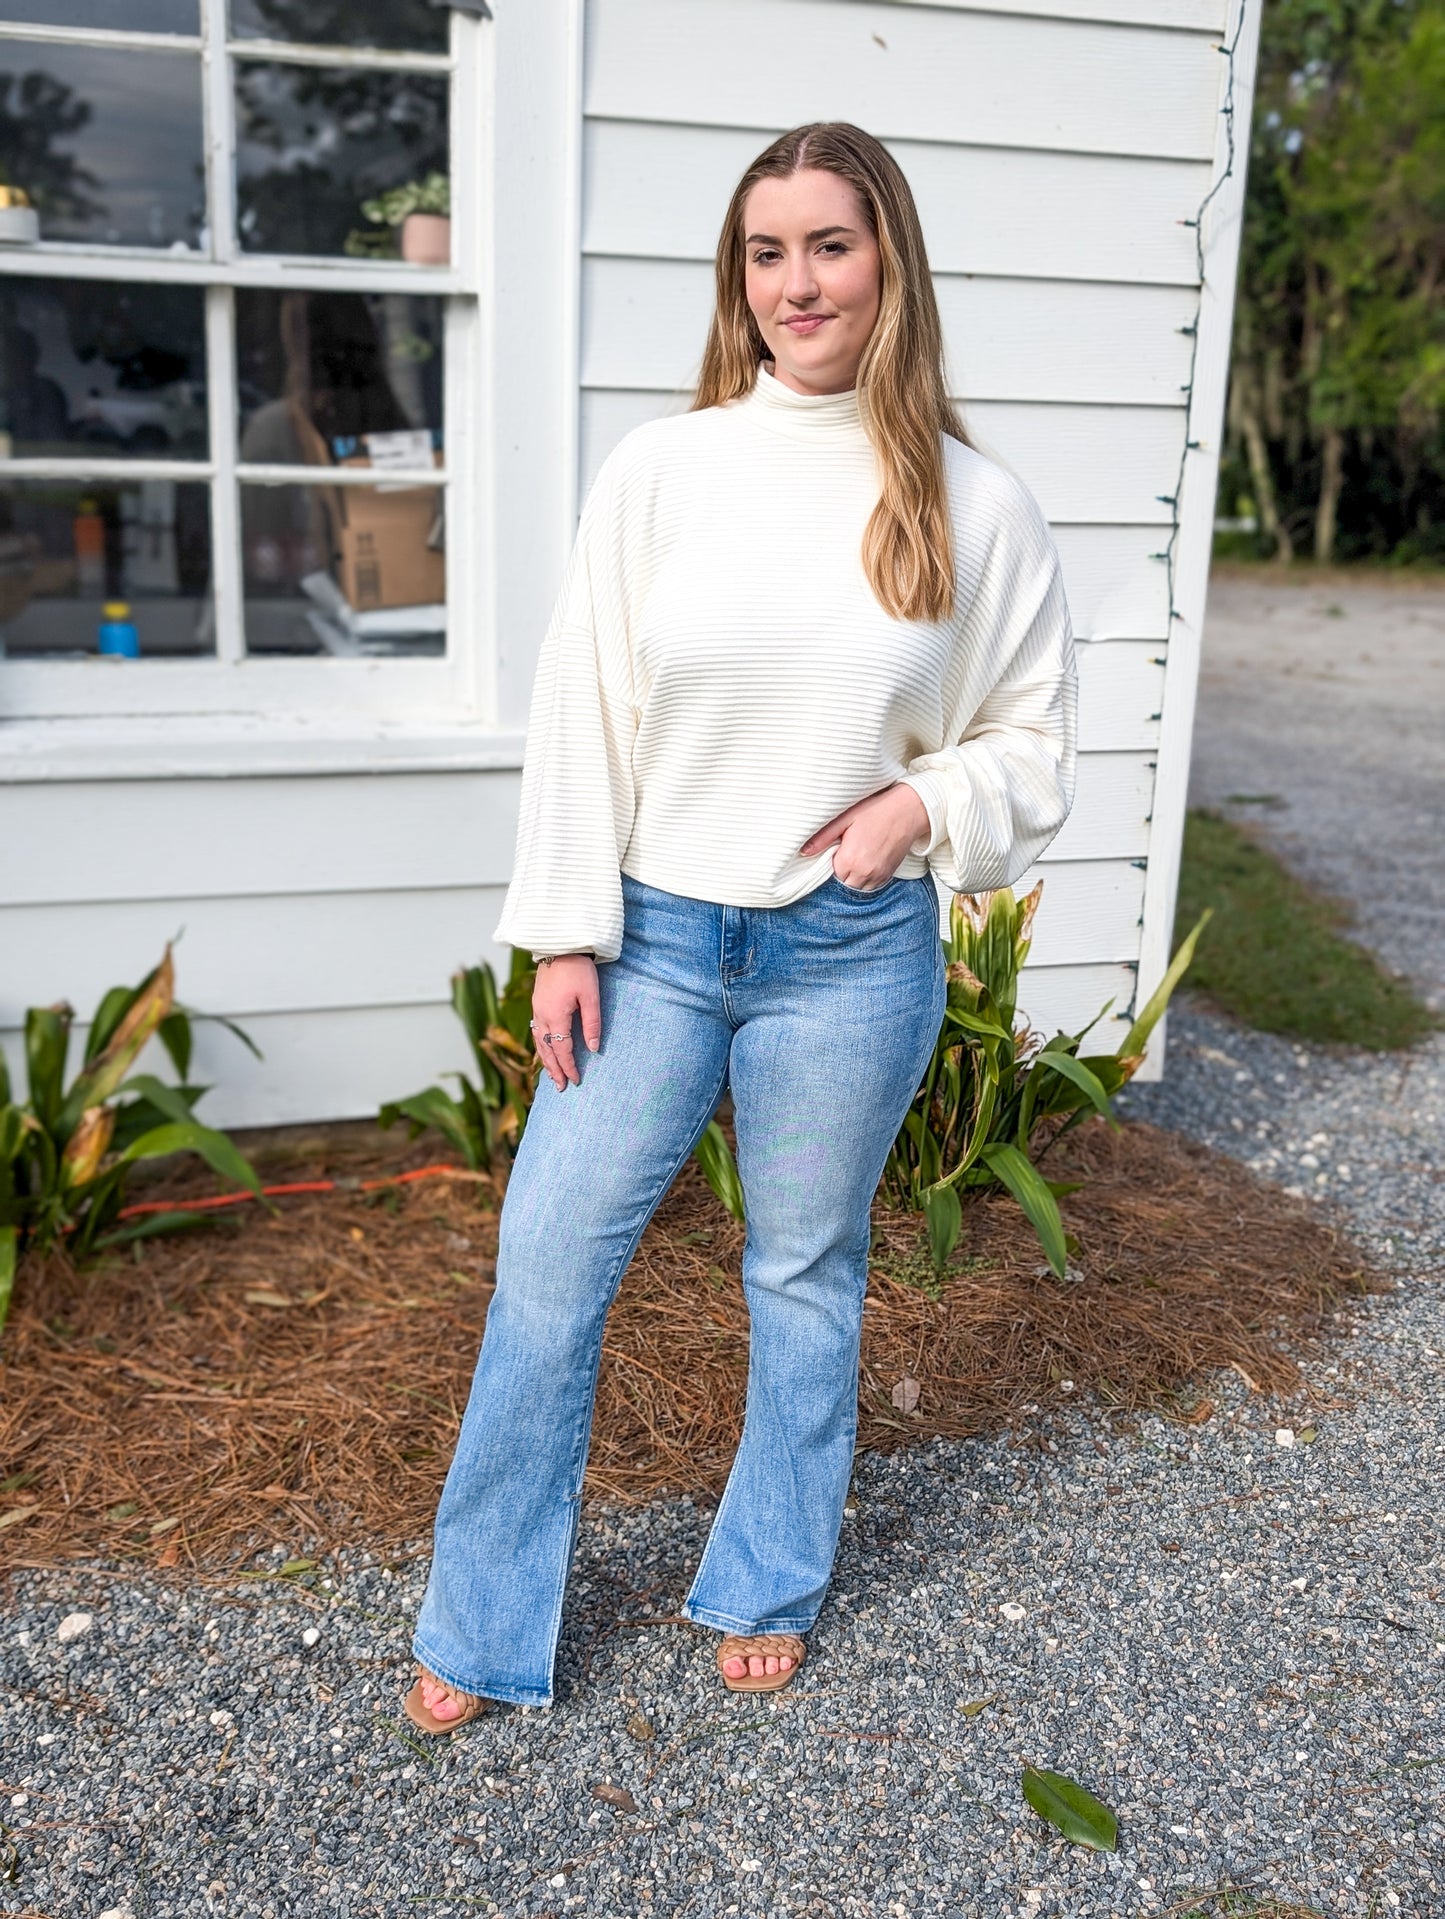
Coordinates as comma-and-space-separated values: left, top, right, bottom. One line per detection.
3, 570, 1442, 1919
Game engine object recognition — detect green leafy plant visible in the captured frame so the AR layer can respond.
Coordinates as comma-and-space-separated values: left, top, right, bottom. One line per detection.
884, 882, 1210, 1280
380, 953, 537, 1173
0, 946, 264, 1334
343, 170, 450, 259
381, 956, 746, 1224
691, 1116, 745, 1224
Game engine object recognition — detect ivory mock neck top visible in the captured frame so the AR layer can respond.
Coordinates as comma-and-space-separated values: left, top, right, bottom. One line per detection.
494, 364, 1079, 963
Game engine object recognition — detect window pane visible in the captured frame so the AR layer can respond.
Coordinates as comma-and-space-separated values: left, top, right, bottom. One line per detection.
242, 479, 444, 657
236, 290, 442, 461
230, 0, 447, 54
0, 278, 207, 460
0, 478, 212, 657
0, 2, 198, 28
234, 60, 447, 258
0, 45, 203, 249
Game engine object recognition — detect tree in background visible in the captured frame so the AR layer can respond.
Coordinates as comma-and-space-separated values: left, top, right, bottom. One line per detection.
1226, 0, 1445, 564
0, 69, 102, 228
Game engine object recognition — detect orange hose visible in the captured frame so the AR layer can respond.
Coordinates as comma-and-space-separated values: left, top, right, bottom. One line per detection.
115, 1163, 486, 1222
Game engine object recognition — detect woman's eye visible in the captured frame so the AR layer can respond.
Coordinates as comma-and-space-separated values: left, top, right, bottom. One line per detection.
752, 249, 781, 265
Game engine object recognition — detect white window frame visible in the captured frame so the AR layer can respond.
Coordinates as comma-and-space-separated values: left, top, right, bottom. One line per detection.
0, 1, 491, 723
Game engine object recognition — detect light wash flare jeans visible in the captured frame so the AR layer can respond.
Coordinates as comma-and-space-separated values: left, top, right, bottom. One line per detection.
412, 867, 945, 1706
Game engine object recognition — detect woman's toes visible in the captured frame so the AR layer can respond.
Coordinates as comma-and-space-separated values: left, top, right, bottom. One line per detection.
722, 1654, 749, 1679
418, 1672, 462, 1719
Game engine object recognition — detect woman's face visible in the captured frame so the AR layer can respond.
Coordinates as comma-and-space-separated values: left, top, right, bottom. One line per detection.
742, 169, 882, 396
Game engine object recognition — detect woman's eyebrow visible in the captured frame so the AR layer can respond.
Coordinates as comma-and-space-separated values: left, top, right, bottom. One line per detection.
744, 225, 858, 245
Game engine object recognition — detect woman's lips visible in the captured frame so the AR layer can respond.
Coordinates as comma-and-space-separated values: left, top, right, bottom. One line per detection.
781, 315, 831, 334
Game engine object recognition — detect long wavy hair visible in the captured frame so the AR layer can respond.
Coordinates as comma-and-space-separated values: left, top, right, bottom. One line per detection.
693, 122, 969, 625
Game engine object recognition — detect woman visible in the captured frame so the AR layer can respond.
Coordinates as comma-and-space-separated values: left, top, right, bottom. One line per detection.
406, 122, 1077, 1731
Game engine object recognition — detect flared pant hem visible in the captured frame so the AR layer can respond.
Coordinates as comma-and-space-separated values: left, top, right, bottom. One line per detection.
679, 1602, 819, 1637
411, 1634, 554, 1710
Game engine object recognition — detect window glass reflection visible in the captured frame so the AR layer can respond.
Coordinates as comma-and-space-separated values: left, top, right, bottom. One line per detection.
0, 3, 198, 28
0, 478, 212, 658
234, 60, 447, 258
236, 290, 442, 463
0, 45, 204, 250
242, 479, 444, 657
0, 278, 207, 459
230, 0, 447, 54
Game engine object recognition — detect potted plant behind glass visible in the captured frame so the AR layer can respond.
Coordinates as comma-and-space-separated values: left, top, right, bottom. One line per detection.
344, 172, 450, 265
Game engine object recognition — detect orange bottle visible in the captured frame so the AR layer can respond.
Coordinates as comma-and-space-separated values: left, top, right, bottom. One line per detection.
74, 498, 105, 594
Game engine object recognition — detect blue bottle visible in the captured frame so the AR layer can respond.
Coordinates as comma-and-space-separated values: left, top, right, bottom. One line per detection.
98, 599, 139, 658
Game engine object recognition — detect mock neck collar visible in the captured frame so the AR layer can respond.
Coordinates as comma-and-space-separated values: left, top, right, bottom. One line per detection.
738, 361, 866, 444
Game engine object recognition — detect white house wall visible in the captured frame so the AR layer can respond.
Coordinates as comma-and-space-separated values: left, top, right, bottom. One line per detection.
2, 769, 519, 1126
1, 0, 1257, 1126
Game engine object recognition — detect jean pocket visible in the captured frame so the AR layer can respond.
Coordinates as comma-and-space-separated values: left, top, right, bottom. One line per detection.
830, 872, 902, 900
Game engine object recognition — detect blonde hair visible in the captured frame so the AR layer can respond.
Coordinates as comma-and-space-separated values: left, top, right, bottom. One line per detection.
693, 121, 969, 625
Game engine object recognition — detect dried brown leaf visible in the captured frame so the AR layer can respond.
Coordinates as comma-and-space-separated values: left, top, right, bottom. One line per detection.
591, 1783, 639, 1814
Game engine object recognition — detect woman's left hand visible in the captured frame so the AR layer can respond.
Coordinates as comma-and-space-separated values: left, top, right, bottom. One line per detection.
801, 783, 931, 892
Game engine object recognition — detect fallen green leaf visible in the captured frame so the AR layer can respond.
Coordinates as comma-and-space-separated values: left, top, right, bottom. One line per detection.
1021, 1764, 1118, 1851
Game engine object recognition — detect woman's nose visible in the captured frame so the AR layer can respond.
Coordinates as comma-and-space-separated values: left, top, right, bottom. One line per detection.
784, 251, 819, 304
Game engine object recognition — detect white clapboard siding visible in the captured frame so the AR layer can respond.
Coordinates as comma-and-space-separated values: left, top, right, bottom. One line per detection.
3, 773, 521, 907
1003, 964, 1137, 1047
825, 0, 1225, 32
1075, 644, 1165, 751
1008, 858, 1145, 968
2, 749, 1154, 915
1051, 528, 1172, 641
586, 0, 1224, 162
579, 391, 1184, 526
0, 888, 509, 1028
0, 857, 1143, 1028
581, 258, 1198, 405
1046, 754, 1154, 861
1, 1005, 478, 1134
583, 120, 1212, 286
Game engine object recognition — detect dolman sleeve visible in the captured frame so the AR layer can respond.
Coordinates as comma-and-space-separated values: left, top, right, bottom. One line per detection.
896, 476, 1079, 893
492, 454, 639, 964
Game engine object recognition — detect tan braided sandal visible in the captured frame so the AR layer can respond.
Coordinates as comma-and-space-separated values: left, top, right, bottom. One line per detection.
716, 1633, 806, 1694
404, 1668, 489, 1736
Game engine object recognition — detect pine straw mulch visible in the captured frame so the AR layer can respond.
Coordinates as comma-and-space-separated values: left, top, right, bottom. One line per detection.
0, 1116, 1379, 1574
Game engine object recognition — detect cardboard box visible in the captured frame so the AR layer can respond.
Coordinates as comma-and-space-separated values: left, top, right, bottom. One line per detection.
327, 453, 444, 613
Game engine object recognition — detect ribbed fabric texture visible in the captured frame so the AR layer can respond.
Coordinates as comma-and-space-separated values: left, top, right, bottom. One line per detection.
494, 364, 1079, 964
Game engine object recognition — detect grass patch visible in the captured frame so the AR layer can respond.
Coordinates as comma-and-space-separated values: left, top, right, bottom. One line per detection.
1166, 1890, 1327, 1919
1174, 809, 1437, 1050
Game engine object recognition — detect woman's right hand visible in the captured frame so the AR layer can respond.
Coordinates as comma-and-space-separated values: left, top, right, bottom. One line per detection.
530, 955, 602, 1089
